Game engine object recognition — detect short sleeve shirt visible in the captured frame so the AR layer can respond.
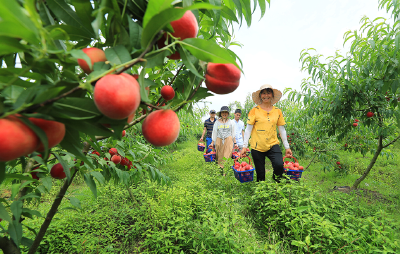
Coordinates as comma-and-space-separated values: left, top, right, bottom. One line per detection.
232, 119, 245, 146
204, 118, 216, 138
247, 106, 286, 152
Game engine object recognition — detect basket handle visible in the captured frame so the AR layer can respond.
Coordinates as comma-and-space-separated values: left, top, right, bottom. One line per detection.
234, 154, 252, 167
283, 156, 298, 164
205, 146, 215, 154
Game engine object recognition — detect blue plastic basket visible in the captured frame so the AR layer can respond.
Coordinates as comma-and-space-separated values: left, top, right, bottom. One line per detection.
283, 156, 304, 181
203, 147, 216, 162
197, 141, 205, 152
232, 155, 255, 183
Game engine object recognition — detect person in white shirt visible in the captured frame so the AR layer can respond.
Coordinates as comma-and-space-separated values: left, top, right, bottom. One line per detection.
232, 109, 245, 150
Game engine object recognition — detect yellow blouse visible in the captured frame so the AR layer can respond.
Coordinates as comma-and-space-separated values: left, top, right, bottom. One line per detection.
247, 106, 286, 152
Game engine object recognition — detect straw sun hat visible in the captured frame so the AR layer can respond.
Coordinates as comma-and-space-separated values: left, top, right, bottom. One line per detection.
252, 84, 283, 105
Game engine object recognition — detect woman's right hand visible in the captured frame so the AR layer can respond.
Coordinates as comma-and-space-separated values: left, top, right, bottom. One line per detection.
240, 148, 247, 156
199, 137, 203, 142
209, 142, 214, 148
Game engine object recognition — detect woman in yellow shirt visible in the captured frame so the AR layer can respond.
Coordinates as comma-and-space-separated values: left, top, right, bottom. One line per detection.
240, 84, 292, 182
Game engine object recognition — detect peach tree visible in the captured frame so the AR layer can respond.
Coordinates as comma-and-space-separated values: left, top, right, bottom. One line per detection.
287, 0, 400, 190
0, 0, 269, 252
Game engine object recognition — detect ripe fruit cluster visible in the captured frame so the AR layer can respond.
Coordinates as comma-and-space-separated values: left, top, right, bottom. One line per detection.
0, 115, 66, 162
283, 160, 304, 171
231, 148, 250, 159
107, 148, 134, 169
233, 161, 252, 171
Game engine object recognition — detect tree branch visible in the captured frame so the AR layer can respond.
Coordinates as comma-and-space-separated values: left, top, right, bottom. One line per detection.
382, 133, 400, 148
141, 102, 163, 110
351, 135, 383, 190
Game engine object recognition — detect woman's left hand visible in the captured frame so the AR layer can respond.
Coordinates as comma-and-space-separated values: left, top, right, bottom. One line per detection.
285, 149, 293, 158
234, 144, 239, 150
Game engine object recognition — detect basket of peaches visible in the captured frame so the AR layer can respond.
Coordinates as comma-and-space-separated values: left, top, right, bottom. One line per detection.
232, 155, 255, 183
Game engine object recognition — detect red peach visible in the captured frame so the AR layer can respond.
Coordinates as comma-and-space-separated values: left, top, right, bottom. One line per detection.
160, 86, 175, 101
111, 155, 121, 164
142, 109, 180, 146
50, 163, 66, 179
94, 73, 140, 120
366, 112, 374, 118
0, 115, 39, 162
77, 48, 107, 74
205, 63, 241, 94
28, 117, 66, 152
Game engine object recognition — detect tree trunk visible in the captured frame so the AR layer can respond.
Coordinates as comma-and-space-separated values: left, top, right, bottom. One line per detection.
27, 142, 91, 254
351, 135, 383, 190
0, 237, 20, 254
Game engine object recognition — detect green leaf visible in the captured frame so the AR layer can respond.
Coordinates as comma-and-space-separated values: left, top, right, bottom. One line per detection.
257, 0, 267, 19
0, 0, 40, 44
70, 0, 94, 28
90, 171, 105, 184
70, 49, 93, 71
295, 206, 309, 213
53, 153, 71, 183
84, 173, 97, 199
42, 177, 53, 192
178, 47, 204, 78
18, 117, 49, 153
8, 220, 23, 247
59, 127, 93, 167
231, 0, 243, 25
138, 69, 150, 103
69, 197, 82, 209
21, 237, 34, 248
181, 38, 239, 69
144, 50, 170, 69
221, 6, 239, 23
128, 18, 143, 50
10, 201, 22, 221
0, 203, 12, 222
0, 36, 28, 55
105, 45, 132, 67
21, 208, 42, 219
46, 0, 94, 37
142, 0, 177, 29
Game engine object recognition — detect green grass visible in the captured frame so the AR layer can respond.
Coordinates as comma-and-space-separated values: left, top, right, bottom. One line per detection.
1, 137, 399, 253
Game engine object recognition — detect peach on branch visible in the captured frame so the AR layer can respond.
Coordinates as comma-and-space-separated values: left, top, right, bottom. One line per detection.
157, 10, 198, 59
94, 73, 141, 120
50, 163, 66, 179
28, 117, 66, 152
142, 109, 180, 146
205, 63, 241, 94
77, 47, 107, 74
160, 86, 175, 101
111, 155, 121, 164
0, 115, 40, 162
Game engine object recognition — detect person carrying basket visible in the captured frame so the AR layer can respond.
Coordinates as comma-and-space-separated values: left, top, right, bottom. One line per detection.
240, 84, 292, 183
209, 106, 239, 170
200, 109, 217, 153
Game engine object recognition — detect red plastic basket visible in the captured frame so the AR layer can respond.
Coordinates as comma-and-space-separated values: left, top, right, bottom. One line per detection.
203, 147, 216, 162
197, 141, 205, 152
283, 156, 303, 181
231, 155, 255, 183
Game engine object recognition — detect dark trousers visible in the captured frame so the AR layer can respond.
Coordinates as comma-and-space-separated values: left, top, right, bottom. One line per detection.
251, 145, 284, 182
